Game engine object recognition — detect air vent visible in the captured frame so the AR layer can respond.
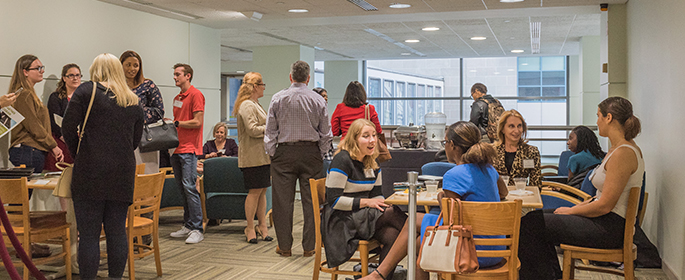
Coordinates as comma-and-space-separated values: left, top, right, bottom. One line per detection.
347, 0, 378, 11
530, 21, 541, 54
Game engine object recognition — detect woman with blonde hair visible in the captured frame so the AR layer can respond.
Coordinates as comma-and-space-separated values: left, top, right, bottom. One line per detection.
234, 72, 272, 243
62, 53, 144, 280
324, 119, 407, 278
491, 109, 542, 187
8, 55, 63, 176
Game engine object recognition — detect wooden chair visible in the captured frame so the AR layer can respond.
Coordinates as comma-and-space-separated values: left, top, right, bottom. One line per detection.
637, 192, 648, 227
159, 167, 185, 212
0, 178, 72, 280
561, 187, 641, 280
540, 165, 559, 177
309, 178, 380, 280
439, 198, 522, 280
540, 181, 592, 209
135, 163, 146, 175
126, 172, 165, 280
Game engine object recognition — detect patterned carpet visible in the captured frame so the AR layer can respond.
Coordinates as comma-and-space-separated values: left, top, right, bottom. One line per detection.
3, 200, 670, 280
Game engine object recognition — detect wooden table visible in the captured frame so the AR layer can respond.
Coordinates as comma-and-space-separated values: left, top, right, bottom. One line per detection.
385, 186, 543, 209
27, 176, 59, 189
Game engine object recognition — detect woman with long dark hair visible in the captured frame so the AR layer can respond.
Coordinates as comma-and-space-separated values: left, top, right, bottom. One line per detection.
331, 81, 382, 139
44, 63, 81, 171
566, 125, 605, 179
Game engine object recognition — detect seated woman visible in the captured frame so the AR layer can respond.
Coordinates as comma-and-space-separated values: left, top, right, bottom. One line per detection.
492, 109, 542, 187
331, 81, 382, 139
518, 97, 644, 280
323, 119, 407, 279
361, 121, 508, 280
566, 125, 605, 181
200, 122, 237, 159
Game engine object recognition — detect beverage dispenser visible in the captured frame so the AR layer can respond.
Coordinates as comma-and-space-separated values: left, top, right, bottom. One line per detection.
424, 112, 446, 150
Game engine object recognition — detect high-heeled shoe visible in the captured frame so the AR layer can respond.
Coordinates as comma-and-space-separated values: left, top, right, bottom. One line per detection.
255, 225, 274, 242
244, 227, 258, 244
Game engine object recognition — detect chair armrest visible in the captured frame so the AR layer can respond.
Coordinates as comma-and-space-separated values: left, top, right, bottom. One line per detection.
542, 181, 592, 201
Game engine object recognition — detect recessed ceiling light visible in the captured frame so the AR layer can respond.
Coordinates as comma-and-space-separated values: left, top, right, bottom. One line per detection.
288, 9, 308, 13
494, 72, 500, 75
469, 70, 477, 72
521, 63, 529, 66
504, 20, 511, 23
422, 27, 440, 31
405, 39, 420, 43
471, 36, 487, 41
510, 37, 515, 39
500, 0, 524, 2
401, 53, 411, 56
236, 70, 245, 73
511, 49, 524, 53
389, 3, 411, 8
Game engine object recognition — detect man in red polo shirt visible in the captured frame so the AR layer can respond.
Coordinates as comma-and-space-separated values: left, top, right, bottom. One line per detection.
169, 63, 205, 244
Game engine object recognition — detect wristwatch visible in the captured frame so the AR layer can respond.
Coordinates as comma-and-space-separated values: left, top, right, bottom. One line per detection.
174, 120, 179, 127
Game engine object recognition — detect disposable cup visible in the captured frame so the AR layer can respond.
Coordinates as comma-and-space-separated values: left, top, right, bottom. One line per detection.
425, 180, 439, 193
514, 178, 527, 191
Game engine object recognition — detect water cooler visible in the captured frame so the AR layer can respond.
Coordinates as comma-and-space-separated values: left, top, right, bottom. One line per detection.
424, 112, 446, 150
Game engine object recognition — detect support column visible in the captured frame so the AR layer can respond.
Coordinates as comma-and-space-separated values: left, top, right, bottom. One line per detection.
252, 45, 315, 109
579, 36, 601, 125
323, 60, 364, 115
600, 4, 628, 99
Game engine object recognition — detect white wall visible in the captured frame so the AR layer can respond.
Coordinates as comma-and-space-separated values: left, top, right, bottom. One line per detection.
626, 1, 685, 279
0, 0, 221, 165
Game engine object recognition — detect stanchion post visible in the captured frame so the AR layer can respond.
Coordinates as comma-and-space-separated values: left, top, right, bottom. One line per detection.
406, 171, 419, 280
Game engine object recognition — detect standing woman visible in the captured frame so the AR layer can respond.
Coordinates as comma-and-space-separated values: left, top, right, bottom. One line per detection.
331, 81, 382, 139
8, 55, 63, 175
44, 63, 81, 171
63, 53, 144, 280
120, 50, 164, 173
234, 72, 272, 243
491, 109, 542, 187
518, 97, 644, 280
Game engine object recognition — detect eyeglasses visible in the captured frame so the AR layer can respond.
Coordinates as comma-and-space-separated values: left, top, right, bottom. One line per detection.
254, 83, 266, 87
65, 74, 82, 79
27, 66, 45, 72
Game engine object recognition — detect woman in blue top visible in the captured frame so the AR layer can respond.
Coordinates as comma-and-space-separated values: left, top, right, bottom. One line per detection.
361, 121, 508, 280
566, 125, 605, 180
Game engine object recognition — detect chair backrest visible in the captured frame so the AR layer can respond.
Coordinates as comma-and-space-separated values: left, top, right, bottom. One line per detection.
440, 198, 522, 260
136, 163, 146, 175
421, 162, 456, 176
0, 178, 30, 229
540, 181, 592, 209
309, 178, 326, 248
623, 187, 641, 255
557, 150, 574, 177
130, 172, 165, 217
579, 169, 597, 197
203, 157, 247, 194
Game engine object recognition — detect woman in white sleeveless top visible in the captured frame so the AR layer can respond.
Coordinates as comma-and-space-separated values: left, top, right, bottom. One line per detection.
518, 97, 644, 280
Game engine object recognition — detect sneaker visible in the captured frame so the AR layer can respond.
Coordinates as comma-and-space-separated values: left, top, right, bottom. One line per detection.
170, 226, 192, 238
185, 230, 204, 244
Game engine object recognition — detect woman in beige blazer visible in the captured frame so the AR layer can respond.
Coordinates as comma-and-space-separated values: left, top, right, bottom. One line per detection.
234, 72, 272, 244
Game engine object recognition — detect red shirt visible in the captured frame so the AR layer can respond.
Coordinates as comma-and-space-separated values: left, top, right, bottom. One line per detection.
331, 103, 382, 139
173, 85, 205, 155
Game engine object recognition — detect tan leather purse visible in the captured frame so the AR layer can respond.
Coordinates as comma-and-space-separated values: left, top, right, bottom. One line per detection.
417, 198, 479, 274
52, 82, 97, 198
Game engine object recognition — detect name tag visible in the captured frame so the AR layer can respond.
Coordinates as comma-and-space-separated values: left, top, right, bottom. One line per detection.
364, 168, 375, 178
173, 100, 183, 108
523, 159, 535, 169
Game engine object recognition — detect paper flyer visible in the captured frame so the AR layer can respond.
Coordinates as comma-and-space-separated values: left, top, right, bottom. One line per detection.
0, 105, 25, 138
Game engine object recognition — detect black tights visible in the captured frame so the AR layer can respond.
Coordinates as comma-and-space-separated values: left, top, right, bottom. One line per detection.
373, 205, 407, 279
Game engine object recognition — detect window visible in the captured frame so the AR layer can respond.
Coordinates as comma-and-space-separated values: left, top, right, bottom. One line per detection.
517, 56, 567, 102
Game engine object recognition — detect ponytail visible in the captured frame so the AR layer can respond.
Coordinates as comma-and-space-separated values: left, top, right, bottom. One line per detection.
462, 142, 496, 165
623, 115, 641, 141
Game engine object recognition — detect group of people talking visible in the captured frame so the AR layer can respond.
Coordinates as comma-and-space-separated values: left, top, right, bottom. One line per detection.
319, 88, 643, 280
3, 53, 643, 280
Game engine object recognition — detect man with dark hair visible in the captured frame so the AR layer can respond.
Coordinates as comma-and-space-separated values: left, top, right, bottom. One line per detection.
168, 63, 205, 244
265, 60, 332, 257
469, 83, 504, 143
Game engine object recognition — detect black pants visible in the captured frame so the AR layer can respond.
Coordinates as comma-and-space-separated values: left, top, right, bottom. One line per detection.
73, 199, 130, 280
518, 209, 625, 280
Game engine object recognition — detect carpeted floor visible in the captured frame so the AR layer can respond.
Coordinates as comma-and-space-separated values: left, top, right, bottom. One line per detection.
3, 200, 670, 280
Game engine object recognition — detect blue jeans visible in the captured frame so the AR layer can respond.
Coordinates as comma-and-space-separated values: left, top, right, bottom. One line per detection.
9, 145, 47, 173
170, 153, 203, 231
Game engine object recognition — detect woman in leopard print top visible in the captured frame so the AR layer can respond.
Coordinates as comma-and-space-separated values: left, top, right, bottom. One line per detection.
491, 109, 542, 187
